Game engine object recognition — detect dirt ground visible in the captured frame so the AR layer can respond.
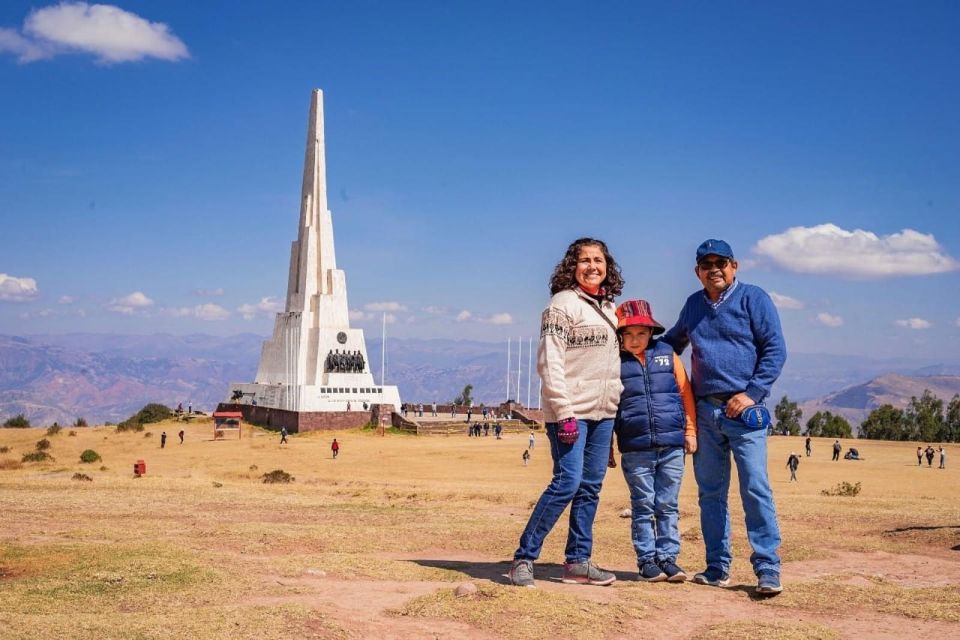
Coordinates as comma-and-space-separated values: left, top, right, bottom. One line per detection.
0, 420, 957, 639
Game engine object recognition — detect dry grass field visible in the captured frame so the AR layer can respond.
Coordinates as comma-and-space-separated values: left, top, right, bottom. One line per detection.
1, 419, 958, 639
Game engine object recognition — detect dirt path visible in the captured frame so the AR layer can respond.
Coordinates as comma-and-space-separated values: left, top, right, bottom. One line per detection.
239, 548, 960, 639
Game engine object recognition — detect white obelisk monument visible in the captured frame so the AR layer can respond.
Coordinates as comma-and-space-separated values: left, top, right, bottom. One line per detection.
226, 90, 401, 414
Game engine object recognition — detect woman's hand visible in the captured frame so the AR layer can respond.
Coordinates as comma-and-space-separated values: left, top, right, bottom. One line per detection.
557, 417, 579, 445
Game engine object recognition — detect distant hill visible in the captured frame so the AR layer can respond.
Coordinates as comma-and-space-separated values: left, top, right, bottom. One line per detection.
799, 374, 960, 427
2, 332, 960, 427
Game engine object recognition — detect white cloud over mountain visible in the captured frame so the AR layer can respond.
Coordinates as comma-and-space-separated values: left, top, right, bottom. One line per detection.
754, 224, 959, 278
0, 2, 189, 64
0, 273, 39, 301
106, 291, 153, 315
363, 301, 407, 312
167, 304, 230, 321
769, 292, 804, 310
238, 297, 283, 320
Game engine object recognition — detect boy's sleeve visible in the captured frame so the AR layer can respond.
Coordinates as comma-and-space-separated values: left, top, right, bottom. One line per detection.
673, 353, 697, 437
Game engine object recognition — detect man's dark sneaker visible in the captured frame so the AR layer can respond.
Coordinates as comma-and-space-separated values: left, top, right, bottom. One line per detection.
756, 571, 783, 595
693, 567, 730, 587
509, 559, 535, 588
658, 559, 688, 583
561, 560, 616, 586
638, 561, 667, 582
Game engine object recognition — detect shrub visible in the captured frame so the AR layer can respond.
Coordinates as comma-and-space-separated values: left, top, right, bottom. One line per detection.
35, 438, 51, 451
72, 473, 93, 482
3, 414, 30, 428
74, 417, 88, 428
46, 424, 62, 436
144, 432, 153, 438
0, 446, 9, 453
79, 449, 102, 464
262, 469, 295, 484
68, 431, 77, 437
22, 451, 53, 463
821, 481, 861, 497
0, 459, 23, 470
117, 403, 173, 432
249, 464, 258, 471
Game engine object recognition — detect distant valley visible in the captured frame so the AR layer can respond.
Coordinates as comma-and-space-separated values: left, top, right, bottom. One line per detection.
2, 333, 959, 428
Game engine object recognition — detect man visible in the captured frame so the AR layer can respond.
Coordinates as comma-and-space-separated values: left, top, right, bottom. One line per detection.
662, 239, 786, 596
786, 452, 800, 482
280, 426, 288, 445
804, 436, 811, 457
832, 440, 841, 461
331, 438, 339, 459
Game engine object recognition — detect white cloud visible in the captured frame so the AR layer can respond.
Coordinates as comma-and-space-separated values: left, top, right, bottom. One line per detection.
0, 2, 189, 64
384, 313, 397, 324
58, 295, 77, 304
364, 301, 407, 312
106, 291, 153, 314
423, 305, 448, 315
895, 318, 932, 330
485, 313, 514, 325
238, 297, 283, 320
769, 292, 804, 310
349, 309, 369, 322
167, 303, 230, 321
0, 273, 39, 301
815, 312, 844, 328
195, 288, 224, 297
350, 309, 396, 324
456, 310, 472, 322
754, 224, 959, 278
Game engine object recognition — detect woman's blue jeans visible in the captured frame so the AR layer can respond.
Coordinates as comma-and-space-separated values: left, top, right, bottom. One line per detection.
620, 446, 685, 565
514, 418, 614, 563
693, 400, 781, 576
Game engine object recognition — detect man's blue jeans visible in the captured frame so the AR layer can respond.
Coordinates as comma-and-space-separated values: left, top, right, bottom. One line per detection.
620, 446, 685, 565
694, 400, 781, 576
514, 418, 614, 563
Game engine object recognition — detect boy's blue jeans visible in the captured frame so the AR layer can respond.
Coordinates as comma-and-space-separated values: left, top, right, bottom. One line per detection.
514, 418, 613, 563
620, 446, 685, 565
694, 400, 781, 576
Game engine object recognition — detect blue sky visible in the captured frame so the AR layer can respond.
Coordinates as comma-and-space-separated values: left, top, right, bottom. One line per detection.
1, 1, 958, 361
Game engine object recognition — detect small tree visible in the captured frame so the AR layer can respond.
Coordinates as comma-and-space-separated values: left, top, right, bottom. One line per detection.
905, 390, 945, 442
74, 417, 88, 428
946, 394, 960, 443
35, 438, 51, 451
805, 411, 852, 438
453, 384, 474, 407
774, 395, 802, 436
3, 414, 30, 428
80, 449, 102, 464
860, 404, 908, 440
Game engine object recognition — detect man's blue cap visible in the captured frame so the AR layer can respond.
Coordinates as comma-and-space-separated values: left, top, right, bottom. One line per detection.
696, 239, 735, 261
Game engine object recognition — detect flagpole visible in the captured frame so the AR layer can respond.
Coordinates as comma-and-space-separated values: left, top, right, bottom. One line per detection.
381, 312, 386, 386
526, 336, 532, 408
516, 335, 521, 403
506, 337, 511, 402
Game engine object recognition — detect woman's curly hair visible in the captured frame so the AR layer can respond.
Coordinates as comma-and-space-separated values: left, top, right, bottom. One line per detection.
548, 237, 624, 301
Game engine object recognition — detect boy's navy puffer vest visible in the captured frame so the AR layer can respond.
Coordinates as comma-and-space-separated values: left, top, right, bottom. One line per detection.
615, 339, 686, 452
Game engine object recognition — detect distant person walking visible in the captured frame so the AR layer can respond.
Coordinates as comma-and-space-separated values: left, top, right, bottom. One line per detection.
939, 446, 946, 469
786, 452, 800, 482
509, 237, 623, 589
917, 446, 923, 466
523, 449, 530, 466
528, 431, 535, 450
178, 429, 185, 444
432, 402, 437, 417
280, 427, 288, 445
832, 440, 841, 461
160, 431, 167, 448
805, 437, 812, 457
925, 445, 935, 467
331, 438, 339, 459
495, 422, 503, 439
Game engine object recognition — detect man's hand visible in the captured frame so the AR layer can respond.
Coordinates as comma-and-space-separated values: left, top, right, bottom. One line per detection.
725, 392, 754, 418
608, 443, 617, 468
684, 434, 697, 454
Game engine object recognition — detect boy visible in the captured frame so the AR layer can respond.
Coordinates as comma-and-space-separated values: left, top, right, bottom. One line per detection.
614, 299, 697, 582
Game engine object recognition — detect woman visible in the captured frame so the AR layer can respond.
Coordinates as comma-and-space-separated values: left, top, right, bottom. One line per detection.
510, 237, 624, 587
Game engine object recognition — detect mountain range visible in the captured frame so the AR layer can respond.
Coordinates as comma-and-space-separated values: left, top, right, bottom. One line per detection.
2, 333, 959, 427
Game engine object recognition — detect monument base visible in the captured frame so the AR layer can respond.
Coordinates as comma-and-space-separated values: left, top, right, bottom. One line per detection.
216, 402, 394, 434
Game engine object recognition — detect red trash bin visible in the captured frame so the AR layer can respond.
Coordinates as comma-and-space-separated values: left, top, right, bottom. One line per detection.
134, 460, 146, 476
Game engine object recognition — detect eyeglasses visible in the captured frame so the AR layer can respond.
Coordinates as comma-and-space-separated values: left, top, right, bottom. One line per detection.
697, 258, 730, 270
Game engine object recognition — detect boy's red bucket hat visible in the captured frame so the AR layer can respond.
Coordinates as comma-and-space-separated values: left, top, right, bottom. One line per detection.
615, 299, 665, 334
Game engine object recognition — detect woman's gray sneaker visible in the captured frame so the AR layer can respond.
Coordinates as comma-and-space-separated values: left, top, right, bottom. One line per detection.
562, 560, 616, 586
509, 559, 535, 587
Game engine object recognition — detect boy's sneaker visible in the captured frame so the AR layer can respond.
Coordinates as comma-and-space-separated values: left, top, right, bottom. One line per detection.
637, 561, 667, 582
693, 567, 730, 587
509, 559, 535, 588
658, 560, 688, 583
561, 560, 616, 586
756, 571, 783, 595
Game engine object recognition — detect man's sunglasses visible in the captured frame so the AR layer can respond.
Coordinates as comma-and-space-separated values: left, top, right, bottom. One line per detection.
697, 258, 731, 270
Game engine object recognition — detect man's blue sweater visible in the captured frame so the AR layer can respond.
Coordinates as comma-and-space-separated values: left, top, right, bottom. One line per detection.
662, 281, 786, 404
